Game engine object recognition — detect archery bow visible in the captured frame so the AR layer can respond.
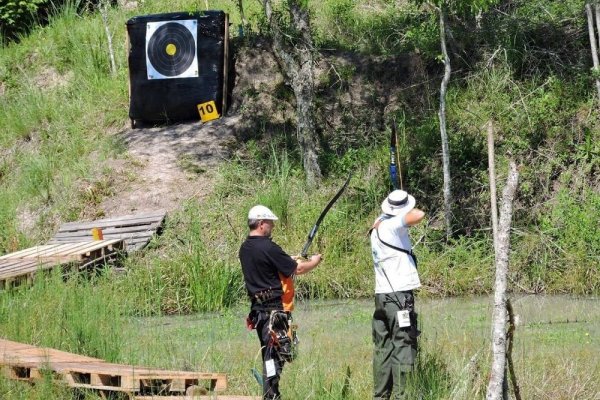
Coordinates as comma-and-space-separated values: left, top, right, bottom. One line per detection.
300, 172, 352, 258
390, 120, 402, 190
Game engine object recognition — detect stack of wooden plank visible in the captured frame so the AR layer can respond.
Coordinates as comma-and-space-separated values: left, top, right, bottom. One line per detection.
0, 239, 125, 289
47, 211, 167, 252
0, 338, 259, 399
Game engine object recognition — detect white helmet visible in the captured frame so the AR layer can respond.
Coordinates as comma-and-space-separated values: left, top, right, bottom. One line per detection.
248, 205, 279, 220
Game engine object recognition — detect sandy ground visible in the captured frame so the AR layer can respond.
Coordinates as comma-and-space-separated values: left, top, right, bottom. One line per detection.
99, 115, 240, 217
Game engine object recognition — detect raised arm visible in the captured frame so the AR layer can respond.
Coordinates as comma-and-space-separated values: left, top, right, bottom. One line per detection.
404, 208, 425, 226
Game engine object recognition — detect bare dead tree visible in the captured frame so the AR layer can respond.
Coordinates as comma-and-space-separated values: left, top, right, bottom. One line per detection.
438, 5, 453, 239
506, 299, 522, 400
235, 0, 248, 30
99, 0, 116, 77
487, 121, 498, 242
585, 3, 600, 103
486, 160, 519, 400
262, 0, 322, 185
488, 123, 521, 400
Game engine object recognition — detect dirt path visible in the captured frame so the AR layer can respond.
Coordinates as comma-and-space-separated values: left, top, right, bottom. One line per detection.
100, 115, 240, 217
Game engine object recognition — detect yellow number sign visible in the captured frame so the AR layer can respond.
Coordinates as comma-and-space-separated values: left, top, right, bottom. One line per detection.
197, 100, 220, 122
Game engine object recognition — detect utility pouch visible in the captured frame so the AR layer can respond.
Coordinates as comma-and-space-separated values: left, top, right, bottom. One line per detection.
268, 311, 297, 363
408, 311, 421, 339
246, 310, 260, 331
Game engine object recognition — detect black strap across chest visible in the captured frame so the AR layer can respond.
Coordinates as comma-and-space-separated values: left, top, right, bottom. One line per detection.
370, 220, 418, 268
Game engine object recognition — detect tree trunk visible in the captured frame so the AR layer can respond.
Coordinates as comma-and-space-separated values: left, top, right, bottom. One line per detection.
100, 0, 116, 77
262, 0, 322, 185
506, 299, 523, 400
294, 67, 320, 185
487, 121, 498, 245
486, 160, 519, 400
585, 3, 600, 102
438, 6, 453, 239
237, 0, 248, 30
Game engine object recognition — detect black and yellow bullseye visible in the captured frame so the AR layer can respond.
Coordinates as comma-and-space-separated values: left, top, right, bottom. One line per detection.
165, 43, 177, 56
147, 21, 196, 77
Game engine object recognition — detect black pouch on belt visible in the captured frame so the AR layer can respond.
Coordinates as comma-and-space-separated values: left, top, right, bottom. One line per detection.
246, 310, 260, 330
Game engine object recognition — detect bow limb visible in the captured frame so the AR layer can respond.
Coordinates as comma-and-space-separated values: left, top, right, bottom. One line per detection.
390, 121, 399, 190
300, 172, 352, 258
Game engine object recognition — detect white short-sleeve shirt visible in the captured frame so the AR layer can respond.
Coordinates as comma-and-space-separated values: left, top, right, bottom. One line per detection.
370, 214, 421, 294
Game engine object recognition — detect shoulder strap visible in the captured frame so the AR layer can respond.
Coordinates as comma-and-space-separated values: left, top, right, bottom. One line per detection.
371, 220, 418, 268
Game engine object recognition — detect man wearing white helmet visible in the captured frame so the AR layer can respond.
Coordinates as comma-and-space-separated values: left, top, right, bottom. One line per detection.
370, 190, 425, 400
239, 205, 322, 400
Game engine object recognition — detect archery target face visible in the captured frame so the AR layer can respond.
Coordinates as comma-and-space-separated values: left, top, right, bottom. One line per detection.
145, 19, 198, 80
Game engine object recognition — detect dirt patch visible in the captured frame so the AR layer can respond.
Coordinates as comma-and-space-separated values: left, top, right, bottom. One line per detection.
230, 37, 431, 151
31, 66, 73, 91
99, 115, 239, 217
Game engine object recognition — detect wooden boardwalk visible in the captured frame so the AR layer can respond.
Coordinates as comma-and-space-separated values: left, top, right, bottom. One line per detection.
47, 211, 167, 252
0, 338, 257, 398
0, 239, 125, 289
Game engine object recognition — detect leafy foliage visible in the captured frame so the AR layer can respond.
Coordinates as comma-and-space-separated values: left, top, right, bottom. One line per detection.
0, 0, 49, 41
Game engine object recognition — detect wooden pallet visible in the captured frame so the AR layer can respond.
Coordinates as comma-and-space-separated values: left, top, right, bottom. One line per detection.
0, 240, 125, 288
0, 338, 227, 397
0, 259, 59, 288
0, 240, 124, 263
47, 211, 166, 252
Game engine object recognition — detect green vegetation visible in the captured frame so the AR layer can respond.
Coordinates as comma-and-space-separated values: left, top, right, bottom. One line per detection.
4, 297, 592, 399
0, 0, 599, 397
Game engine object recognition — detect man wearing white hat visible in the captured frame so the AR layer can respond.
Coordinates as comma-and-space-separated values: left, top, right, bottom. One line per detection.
239, 205, 322, 400
369, 190, 425, 400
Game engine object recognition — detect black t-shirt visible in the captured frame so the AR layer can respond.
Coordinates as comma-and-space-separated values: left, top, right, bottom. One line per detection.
239, 235, 297, 308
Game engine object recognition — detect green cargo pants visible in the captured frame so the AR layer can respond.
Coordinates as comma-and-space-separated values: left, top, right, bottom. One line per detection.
372, 291, 419, 400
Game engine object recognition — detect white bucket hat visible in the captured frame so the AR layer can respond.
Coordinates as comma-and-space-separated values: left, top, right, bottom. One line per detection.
248, 205, 279, 220
381, 190, 415, 217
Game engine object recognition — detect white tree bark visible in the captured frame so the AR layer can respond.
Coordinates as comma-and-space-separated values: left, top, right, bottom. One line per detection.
100, 0, 116, 77
236, 0, 248, 30
438, 6, 453, 239
487, 121, 498, 246
585, 3, 600, 102
486, 160, 519, 400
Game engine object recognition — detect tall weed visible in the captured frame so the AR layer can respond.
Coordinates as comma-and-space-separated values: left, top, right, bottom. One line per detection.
0, 269, 125, 361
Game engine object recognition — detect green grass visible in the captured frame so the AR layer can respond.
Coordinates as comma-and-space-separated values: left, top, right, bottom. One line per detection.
2, 278, 597, 399
100, 296, 600, 399
0, 270, 126, 361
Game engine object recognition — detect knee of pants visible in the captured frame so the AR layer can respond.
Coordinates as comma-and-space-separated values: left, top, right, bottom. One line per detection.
396, 340, 417, 370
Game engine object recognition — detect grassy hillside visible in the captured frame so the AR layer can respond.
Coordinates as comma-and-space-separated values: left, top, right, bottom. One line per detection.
0, 0, 598, 298
0, 0, 598, 363
0, 0, 599, 398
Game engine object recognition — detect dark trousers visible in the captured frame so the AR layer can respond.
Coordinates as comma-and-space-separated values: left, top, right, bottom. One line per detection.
256, 313, 285, 400
372, 291, 419, 400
